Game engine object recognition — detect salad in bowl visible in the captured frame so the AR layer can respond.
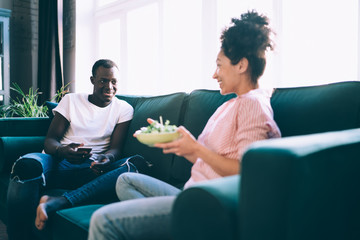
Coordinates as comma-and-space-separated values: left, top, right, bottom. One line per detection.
134, 117, 180, 147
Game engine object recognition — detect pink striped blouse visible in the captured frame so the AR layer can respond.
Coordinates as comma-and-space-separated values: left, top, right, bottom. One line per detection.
184, 88, 281, 189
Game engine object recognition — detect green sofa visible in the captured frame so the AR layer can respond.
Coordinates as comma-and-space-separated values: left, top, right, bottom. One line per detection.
172, 82, 360, 240
1, 81, 360, 239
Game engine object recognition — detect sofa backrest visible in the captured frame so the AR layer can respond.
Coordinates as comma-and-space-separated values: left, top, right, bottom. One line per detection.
271, 81, 360, 137
117, 90, 236, 186
2, 81, 358, 186
117, 92, 187, 183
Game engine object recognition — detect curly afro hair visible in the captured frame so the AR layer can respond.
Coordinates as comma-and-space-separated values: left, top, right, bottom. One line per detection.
220, 10, 274, 85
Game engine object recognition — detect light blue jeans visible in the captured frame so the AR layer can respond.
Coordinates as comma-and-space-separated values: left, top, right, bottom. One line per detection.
88, 172, 182, 240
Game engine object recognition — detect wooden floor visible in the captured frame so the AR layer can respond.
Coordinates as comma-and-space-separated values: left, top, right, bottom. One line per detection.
0, 219, 8, 240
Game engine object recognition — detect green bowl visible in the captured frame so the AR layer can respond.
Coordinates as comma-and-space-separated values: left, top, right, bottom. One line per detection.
135, 132, 180, 147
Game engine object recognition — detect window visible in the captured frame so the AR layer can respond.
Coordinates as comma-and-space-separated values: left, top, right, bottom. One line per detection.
279, 0, 359, 87
97, 0, 118, 7
0, 9, 10, 105
76, 0, 359, 95
126, 3, 160, 94
0, 22, 3, 101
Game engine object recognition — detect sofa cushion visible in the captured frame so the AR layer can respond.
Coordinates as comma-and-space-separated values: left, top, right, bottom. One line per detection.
53, 205, 104, 240
118, 92, 187, 183
181, 90, 236, 138
271, 81, 360, 137
171, 90, 236, 185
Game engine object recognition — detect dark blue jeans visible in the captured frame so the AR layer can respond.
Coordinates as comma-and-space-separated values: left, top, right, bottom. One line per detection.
6, 152, 142, 240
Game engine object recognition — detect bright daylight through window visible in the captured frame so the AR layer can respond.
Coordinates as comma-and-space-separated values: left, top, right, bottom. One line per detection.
75, 0, 360, 95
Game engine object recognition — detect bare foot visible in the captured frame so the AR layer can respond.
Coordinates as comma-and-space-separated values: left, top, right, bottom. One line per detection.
35, 195, 70, 230
35, 195, 50, 230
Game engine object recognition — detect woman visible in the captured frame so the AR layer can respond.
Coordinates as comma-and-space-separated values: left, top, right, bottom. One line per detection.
88, 10, 281, 240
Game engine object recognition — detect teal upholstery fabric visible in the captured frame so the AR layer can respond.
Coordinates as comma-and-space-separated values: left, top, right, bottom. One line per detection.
172, 128, 360, 240
0, 117, 50, 137
118, 92, 187, 183
0, 136, 45, 173
239, 128, 360, 240
170, 82, 360, 240
53, 205, 104, 240
172, 175, 240, 240
271, 81, 360, 137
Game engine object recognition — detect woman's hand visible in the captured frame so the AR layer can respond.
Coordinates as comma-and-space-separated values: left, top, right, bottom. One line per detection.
132, 118, 199, 163
154, 126, 198, 163
57, 143, 92, 164
133, 118, 155, 137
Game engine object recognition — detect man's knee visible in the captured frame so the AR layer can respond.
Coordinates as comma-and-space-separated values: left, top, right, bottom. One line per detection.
11, 158, 43, 181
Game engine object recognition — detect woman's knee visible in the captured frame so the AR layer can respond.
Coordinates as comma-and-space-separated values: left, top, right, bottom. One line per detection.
116, 172, 136, 198
89, 206, 116, 236
90, 207, 106, 228
89, 205, 124, 240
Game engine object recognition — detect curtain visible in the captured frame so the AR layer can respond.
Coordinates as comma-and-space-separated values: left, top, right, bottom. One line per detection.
37, 0, 76, 103
63, 0, 76, 93
38, 0, 63, 103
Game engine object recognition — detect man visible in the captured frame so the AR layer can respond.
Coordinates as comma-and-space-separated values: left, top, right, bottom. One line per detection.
7, 59, 141, 240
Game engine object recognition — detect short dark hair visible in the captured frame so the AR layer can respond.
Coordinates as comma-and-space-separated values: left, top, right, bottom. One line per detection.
220, 10, 274, 85
92, 59, 118, 77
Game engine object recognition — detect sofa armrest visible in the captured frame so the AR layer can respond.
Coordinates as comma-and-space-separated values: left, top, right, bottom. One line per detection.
171, 128, 360, 240
171, 175, 240, 240
0, 117, 50, 137
240, 128, 360, 240
0, 136, 45, 173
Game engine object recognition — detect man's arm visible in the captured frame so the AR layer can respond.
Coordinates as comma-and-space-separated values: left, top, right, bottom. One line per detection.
44, 112, 69, 155
105, 120, 131, 160
44, 112, 88, 162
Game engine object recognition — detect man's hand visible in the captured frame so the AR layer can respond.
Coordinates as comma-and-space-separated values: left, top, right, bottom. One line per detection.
90, 154, 112, 175
57, 143, 92, 164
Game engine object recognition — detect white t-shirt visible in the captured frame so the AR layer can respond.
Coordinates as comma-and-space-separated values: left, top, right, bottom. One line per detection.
53, 93, 134, 153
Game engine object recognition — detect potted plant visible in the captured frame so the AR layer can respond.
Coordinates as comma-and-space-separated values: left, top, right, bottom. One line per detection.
0, 82, 70, 118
